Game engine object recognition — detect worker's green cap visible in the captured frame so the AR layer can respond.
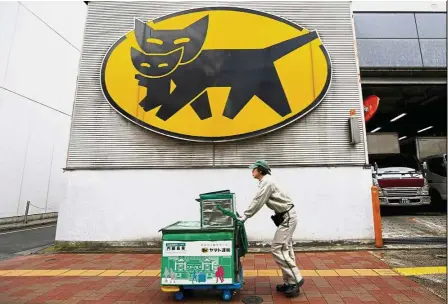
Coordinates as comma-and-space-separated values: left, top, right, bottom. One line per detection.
249, 160, 271, 172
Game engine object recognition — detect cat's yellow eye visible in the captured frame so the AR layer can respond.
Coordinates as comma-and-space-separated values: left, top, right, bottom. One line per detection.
158, 63, 168, 68
147, 38, 163, 45
173, 38, 190, 44
140, 63, 151, 68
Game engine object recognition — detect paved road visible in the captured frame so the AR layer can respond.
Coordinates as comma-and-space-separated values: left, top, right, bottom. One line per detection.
371, 248, 447, 301
381, 205, 446, 216
0, 225, 56, 260
381, 205, 446, 240
382, 215, 446, 239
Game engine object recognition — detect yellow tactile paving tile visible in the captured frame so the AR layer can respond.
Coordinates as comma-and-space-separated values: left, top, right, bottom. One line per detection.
98, 270, 124, 276
393, 266, 447, 276
22, 270, 55, 276
119, 270, 143, 276
316, 270, 339, 277
0, 270, 12, 276
42, 270, 71, 276
354, 269, 378, 276
80, 270, 106, 276
1, 266, 445, 277
138, 270, 160, 277
3, 270, 33, 276
374, 269, 399, 276
59, 270, 88, 276
258, 270, 278, 276
335, 269, 359, 276
300, 270, 319, 277
243, 270, 258, 277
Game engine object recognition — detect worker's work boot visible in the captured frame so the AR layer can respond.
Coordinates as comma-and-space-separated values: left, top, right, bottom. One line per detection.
283, 279, 305, 297
284, 284, 299, 297
276, 278, 305, 293
276, 283, 288, 292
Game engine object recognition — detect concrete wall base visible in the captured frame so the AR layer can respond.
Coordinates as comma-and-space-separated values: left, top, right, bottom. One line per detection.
50, 239, 376, 254
45, 241, 447, 254
56, 167, 374, 242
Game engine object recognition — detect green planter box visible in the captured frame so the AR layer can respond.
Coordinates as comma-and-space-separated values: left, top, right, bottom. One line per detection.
160, 221, 236, 286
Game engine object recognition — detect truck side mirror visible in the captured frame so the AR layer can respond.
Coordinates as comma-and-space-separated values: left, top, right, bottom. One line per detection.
374, 162, 379, 172
423, 161, 428, 171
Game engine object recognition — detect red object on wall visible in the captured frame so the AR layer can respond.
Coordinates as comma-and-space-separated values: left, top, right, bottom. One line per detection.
363, 95, 380, 122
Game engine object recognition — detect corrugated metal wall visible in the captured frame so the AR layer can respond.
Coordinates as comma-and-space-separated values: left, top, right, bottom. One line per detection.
67, 1, 367, 169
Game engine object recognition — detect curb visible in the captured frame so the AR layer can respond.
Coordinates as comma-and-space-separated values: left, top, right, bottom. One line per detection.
40, 242, 446, 255
45, 240, 375, 254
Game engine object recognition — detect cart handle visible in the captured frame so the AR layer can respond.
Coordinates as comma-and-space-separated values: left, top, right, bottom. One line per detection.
216, 204, 243, 223
216, 204, 249, 257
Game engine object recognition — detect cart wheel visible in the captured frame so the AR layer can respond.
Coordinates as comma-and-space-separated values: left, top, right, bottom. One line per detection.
222, 289, 232, 301
174, 291, 184, 301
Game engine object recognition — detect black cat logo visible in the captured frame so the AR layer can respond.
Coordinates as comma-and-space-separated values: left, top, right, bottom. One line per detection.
101, 7, 332, 142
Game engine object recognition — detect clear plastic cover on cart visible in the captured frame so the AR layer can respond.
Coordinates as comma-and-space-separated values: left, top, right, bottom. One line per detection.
198, 191, 236, 228
201, 199, 235, 228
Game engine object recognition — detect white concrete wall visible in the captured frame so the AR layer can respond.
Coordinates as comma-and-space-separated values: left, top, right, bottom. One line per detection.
0, 1, 87, 218
56, 167, 374, 242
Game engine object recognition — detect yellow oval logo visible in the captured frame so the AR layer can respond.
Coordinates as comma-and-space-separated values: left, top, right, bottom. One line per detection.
101, 7, 332, 142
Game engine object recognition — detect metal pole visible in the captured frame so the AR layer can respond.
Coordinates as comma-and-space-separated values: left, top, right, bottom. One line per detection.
24, 201, 30, 224
371, 186, 383, 248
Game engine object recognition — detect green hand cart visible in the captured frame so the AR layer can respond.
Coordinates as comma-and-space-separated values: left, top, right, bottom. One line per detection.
159, 191, 248, 301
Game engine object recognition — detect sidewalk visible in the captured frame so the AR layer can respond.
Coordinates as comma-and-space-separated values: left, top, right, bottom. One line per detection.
0, 251, 445, 303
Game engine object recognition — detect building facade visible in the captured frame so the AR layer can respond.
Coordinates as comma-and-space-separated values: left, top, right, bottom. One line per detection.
2, 1, 441, 243
0, 2, 87, 219
57, 1, 373, 243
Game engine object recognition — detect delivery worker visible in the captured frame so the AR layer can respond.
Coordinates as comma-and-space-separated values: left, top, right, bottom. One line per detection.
238, 160, 304, 297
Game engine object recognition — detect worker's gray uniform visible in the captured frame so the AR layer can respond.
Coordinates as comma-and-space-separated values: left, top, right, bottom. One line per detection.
244, 175, 303, 285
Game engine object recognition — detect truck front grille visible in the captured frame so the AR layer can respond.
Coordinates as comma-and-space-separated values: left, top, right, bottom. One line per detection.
383, 187, 420, 197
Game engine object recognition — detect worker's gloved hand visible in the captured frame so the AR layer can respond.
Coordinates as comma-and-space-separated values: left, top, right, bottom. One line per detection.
237, 215, 247, 222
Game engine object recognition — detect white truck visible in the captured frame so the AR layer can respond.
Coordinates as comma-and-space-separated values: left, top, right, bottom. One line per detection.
367, 133, 430, 206
401, 137, 447, 209
421, 154, 446, 208
400, 137, 447, 160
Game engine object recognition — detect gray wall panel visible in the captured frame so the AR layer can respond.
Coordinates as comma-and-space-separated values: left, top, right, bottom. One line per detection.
356, 39, 423, 67
354, 13, 418, 38
420, 39, 447, 67
67, 1, 366, 169
415, 13, 447, 38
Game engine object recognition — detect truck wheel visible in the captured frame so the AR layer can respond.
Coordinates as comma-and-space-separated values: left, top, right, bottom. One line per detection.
430, 190, 444, 212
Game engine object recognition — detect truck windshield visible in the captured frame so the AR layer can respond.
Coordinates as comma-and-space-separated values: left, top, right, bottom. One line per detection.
369, 154, 419, 170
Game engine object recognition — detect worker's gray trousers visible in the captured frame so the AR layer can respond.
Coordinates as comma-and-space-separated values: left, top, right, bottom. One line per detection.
271, 208, 303, 285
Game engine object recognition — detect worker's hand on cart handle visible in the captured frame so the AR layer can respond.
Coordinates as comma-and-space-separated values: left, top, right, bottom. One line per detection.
238, 215, 247, 222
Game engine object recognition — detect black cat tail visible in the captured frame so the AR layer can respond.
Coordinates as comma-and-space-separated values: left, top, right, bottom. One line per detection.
267, 31, 319, 61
